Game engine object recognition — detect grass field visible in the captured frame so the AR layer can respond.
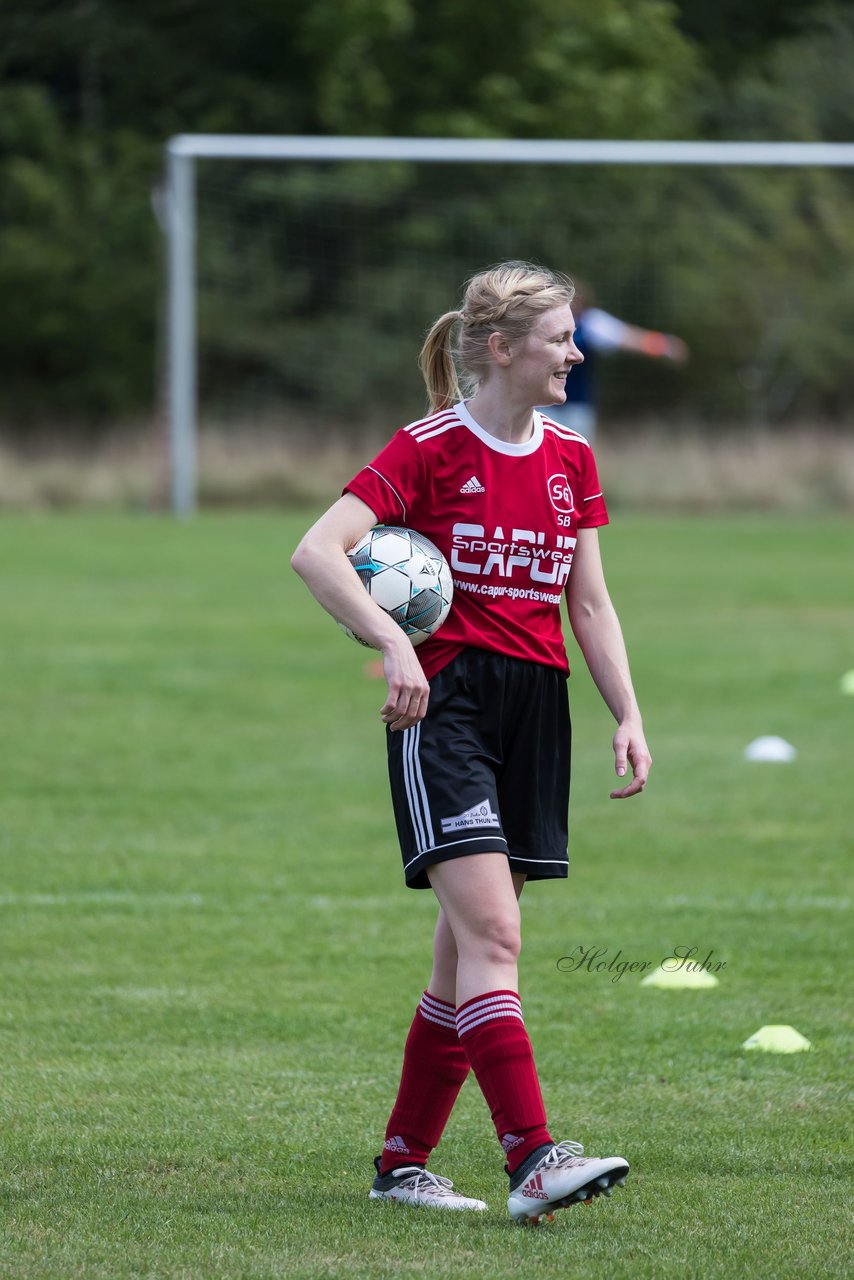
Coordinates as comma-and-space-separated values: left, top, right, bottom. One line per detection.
1, 513, 851, 1279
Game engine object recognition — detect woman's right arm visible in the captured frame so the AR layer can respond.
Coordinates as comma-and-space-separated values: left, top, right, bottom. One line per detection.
291, 493, 431, 730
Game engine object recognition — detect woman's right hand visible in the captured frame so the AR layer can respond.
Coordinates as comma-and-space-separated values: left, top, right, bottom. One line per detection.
380, 638, 430, 731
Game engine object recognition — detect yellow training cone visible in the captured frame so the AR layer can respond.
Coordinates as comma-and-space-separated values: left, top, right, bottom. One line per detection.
641, 961, 720, 989
742, 1025, 812, 1053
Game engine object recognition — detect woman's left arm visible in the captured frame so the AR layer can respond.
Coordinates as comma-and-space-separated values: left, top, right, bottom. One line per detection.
565, 526, 652, 798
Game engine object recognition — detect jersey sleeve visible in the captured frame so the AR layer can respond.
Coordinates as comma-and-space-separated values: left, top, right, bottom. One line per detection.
343, 429, 427, 525
577, 445, 609, 528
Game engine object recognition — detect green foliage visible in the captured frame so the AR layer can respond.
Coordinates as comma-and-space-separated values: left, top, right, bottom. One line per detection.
0, 0, 852, 428
674, 0, 831, 77
193, 155, 854, 426
0, 85, 158, 419
644, 164, 854, 419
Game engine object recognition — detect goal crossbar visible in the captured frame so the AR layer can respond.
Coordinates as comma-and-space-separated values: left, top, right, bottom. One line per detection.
168, 135, 854, 166
164, 135, 854, 512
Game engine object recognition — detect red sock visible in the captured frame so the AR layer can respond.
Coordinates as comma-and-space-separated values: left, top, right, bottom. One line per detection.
380, 991, 470, 1173
456, 989, 552, 1173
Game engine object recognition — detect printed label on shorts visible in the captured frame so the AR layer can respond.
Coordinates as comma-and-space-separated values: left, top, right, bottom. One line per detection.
440, 798, 501, 834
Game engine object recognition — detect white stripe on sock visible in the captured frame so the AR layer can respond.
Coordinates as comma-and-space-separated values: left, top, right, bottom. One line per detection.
457, 993, 522, 1017
456, 998, 523, 1028
419, 996, 457, 1029
421, 992, 456, 1020
456, 993, 524, 1036
456, 1007, 525, 1035
419, 1006, 458, 1030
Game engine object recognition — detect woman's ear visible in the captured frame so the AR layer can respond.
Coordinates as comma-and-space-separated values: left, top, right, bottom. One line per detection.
487, 329, 514, 367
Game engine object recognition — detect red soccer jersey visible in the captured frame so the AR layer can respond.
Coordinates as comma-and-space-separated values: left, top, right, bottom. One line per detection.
344, 401, 609, 680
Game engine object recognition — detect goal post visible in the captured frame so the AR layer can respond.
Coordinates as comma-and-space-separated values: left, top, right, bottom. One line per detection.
162, 135, 854, 514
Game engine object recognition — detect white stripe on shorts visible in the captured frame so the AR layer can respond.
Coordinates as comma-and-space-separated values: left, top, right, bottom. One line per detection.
506, 854, 568, 865
402, 723, 433, 854
401, 833, 509, 875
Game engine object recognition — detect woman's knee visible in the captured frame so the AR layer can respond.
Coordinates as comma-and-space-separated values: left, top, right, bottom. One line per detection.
427, 854, 522, 967
463, 910, 522, 966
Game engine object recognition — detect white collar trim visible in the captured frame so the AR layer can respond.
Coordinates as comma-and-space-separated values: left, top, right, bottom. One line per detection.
454, 400, 544, 456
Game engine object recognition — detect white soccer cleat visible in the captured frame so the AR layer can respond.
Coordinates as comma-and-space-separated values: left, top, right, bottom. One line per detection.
370, 1160, 487, 1211
507, 1141, 629, 1224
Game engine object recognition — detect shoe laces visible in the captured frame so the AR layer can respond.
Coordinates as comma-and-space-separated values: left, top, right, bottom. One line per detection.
541, 1140, 586, 1169
394, 1168, 457, 1197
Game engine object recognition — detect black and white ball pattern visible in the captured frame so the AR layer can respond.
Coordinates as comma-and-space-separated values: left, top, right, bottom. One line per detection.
341, 526, 454, 647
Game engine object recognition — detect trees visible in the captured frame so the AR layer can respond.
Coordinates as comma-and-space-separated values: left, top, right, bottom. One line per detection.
0, 0, 851, 428
0, 83, 157, 419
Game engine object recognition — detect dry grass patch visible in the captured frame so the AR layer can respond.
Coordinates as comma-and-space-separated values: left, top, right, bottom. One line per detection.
598, 424, 854, 512
0, 419, 852, 511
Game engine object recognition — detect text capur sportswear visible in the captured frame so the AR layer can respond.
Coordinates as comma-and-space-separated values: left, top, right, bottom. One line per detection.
344, 401, 608, 680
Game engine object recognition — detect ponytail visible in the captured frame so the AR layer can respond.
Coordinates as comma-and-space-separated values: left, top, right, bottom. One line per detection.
419, 310, 463, 412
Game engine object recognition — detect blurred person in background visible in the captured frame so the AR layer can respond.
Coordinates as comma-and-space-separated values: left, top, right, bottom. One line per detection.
540, 283, 688, 441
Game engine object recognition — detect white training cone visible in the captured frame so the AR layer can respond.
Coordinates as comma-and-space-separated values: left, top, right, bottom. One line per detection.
743, 736, 797, 763
839, 670, 854, 696
742, 1025, 812, 1054
641, 962, 720, 989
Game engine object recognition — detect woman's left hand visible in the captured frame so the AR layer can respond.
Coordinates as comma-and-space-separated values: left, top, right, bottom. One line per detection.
610, 719, 652, 799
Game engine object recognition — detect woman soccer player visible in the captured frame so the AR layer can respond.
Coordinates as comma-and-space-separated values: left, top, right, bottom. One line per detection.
291, 261, 651, 1223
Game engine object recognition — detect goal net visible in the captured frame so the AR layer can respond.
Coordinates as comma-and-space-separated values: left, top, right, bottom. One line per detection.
163, 138, 854, 509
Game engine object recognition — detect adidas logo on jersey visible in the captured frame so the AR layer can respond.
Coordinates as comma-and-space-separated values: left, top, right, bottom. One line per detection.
460, 475, 486, 494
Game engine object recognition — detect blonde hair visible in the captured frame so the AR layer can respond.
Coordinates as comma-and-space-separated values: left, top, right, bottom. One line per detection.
419, 261, 575, 412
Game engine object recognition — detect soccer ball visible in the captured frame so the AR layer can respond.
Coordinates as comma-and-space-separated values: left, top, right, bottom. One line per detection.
342, 526, 453, 648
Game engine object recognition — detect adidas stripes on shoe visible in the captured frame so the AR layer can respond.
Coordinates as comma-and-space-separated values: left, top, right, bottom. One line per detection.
506, 1141, 629, 1224
369, 1157, 487, 1211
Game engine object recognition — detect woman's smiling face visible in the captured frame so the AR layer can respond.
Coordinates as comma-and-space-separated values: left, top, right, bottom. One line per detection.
507, 304, 584, 407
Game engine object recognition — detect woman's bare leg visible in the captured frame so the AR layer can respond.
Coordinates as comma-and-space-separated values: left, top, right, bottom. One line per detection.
427, 854, 524, 1006
428, 866, 527, 1004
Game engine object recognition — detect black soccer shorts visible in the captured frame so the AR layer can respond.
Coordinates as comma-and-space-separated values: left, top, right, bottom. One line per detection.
386, 647, 571, 889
